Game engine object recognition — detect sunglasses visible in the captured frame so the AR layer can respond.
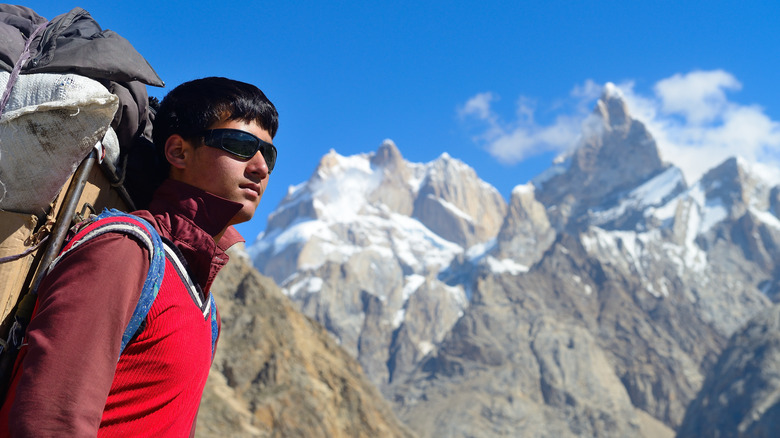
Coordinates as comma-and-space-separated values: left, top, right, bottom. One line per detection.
202, 128, 277, 172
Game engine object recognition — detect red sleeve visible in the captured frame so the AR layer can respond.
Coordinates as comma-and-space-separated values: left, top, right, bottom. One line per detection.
8, 232, 150, 437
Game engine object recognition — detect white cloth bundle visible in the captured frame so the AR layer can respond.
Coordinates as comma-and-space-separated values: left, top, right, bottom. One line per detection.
0, 72, 119, 213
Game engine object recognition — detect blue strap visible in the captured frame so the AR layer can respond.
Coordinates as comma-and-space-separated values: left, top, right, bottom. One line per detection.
209, 295, 218, 356
59, 208, 218, 359
91, 209, 165, 356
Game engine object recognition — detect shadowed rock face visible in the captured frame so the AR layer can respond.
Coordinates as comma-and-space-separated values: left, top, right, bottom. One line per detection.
677, 303, 780, 438
493, 184, 556, 266
412, 152, 507, 248
389, 233, 726, 437
197, 249, 415, 438
535, 88, 672, 232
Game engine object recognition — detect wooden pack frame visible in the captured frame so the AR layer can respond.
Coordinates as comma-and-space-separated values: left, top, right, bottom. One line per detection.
0, 151, 132, 337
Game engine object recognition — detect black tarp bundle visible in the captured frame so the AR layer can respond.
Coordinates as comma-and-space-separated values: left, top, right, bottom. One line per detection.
0, 4, 167, 208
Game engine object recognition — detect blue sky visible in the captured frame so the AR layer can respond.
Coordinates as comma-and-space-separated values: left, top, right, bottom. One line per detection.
24, 1, 780, 241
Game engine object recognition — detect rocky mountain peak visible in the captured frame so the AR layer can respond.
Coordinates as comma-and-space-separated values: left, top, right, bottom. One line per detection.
701, 156, 745, 187
312, 148, 352, 181
493, 183, 555, 266
368, 139, 414, 214
413, 153, 506, 247
370, 138, 405, 170
700, 156, 775, 217
425, 152, 464, 182
772, 186, 780, 217
595, 82, 631, 132
535, 84, 669, 231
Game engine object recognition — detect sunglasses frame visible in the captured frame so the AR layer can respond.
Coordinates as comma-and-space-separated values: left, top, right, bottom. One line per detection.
201, 128, 277, 172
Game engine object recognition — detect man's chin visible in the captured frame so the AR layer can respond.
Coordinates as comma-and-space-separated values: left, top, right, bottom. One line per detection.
229, 209, 255, 226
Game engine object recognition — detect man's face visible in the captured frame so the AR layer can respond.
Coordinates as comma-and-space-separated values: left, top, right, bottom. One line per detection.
173, 119, 273, 225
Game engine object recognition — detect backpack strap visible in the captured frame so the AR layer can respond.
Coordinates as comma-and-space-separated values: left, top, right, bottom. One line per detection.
51, 208, 166, 356
210, 295, 218, 356
2, 208, 218, 365
62, 209, 218, 357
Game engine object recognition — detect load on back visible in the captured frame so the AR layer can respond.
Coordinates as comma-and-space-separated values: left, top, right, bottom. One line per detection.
0, 5, 164, 343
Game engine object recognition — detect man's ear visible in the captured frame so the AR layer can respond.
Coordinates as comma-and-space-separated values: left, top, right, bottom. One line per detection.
164, 135, 190, 170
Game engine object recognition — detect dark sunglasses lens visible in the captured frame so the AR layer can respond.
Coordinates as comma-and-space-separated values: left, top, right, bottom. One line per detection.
261, 144, 276, 172
220, 134, 257, 158
205, 130, 276, 172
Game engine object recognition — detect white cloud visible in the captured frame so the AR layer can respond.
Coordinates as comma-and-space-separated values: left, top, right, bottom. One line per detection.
458, 82, 598, 164
571, 79, 603, 102
620, 73, 780, 184
458, 92, 497, 122
460, 70, 780, 185
654, 70, 741, 124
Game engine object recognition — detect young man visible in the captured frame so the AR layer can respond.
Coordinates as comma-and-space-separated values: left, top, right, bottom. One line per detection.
0, 77, 278, 436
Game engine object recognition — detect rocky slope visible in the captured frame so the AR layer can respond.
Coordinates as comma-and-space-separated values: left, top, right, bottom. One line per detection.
677, 303, 780, 437
197, 247, 415, 438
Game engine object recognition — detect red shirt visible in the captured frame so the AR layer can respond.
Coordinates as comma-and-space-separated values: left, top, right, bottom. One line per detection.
1, 180, 243, 437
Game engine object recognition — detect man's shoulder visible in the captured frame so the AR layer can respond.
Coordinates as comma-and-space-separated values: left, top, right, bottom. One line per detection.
58, 212, 159, 264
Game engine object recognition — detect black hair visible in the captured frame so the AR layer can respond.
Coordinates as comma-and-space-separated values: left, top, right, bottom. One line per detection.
152, 76, 278, 153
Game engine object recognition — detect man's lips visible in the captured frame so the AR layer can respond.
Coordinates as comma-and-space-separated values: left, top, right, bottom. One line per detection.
240, 183, 262, 197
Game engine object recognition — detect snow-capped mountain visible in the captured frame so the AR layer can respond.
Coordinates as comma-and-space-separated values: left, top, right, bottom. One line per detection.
245, 84, 780, 436
250, 140, 506, 387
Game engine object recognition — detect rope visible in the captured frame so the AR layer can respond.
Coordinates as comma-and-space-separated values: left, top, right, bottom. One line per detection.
0, 20, 51, 117
0, 234, 49, 264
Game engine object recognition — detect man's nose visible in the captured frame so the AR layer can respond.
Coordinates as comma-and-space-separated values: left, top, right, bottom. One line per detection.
247, 150, 270, 178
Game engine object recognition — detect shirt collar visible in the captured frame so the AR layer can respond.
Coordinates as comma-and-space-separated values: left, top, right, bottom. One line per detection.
148, 179, 245, 247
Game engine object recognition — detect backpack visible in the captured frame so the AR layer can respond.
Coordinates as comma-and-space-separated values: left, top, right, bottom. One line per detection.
0, 208, 219, 400
0, 6, 164, 348
0, 3, 169, 413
